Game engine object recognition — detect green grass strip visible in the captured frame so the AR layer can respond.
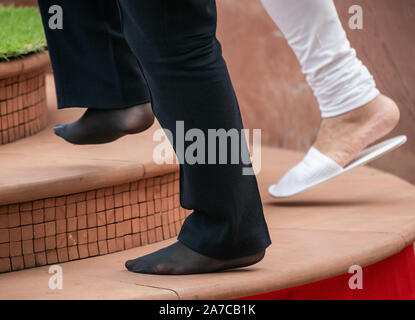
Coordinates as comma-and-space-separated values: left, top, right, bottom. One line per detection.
0, 4, 46, 61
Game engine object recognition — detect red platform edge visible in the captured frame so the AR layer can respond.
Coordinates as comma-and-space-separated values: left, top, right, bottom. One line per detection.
238, 244, 415, 300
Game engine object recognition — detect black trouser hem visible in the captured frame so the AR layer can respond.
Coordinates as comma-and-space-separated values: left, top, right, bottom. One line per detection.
178, 232, 272, 260
56, 98, 152, 110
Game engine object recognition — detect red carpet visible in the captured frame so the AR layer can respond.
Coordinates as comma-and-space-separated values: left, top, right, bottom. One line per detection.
239, 244, 415, 300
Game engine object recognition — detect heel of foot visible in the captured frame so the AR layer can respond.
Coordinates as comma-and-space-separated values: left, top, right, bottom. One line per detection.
378, 95, 400, 129
232, 250, 266, 269
120, 103, 155, 134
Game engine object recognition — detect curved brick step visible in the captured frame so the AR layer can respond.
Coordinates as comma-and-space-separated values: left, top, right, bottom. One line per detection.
0, 52, 50, 145
0, 173, 190, 272
1, 146, 415, 299
0, 75, 190, 272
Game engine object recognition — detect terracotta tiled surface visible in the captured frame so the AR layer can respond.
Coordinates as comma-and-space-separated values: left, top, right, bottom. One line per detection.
0, 172, 190, 273
0, 69, 48, 145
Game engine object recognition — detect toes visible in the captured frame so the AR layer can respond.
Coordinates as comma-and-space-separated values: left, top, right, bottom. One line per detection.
124, 259, 136, 271
54, 124, 65, 137
131, 263, 155, 274
125, 258, 155, 274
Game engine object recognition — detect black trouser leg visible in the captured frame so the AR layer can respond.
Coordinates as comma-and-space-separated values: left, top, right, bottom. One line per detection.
38, 0, 150, 109
39, 0, 271, 259
118, 0, 271, 259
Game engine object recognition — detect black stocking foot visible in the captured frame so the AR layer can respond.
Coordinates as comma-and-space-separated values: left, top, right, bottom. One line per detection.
54, 103, 154, 145
125, 241, 265, 275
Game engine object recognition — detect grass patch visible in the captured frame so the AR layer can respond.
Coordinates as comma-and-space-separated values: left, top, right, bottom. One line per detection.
0, 4, 46, 61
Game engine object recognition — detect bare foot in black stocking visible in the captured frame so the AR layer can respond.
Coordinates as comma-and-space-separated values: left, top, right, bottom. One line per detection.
125, 241, 265, 275
54, 103, 154, 145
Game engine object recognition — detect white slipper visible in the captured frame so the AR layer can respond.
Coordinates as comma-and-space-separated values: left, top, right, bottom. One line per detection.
268, 135, 407, 198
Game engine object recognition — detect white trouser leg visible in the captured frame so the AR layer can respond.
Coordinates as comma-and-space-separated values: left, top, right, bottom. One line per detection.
261, 0, 379, 118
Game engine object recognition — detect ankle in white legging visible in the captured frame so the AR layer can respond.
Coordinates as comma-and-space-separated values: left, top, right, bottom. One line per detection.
261, 0, 379, 118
